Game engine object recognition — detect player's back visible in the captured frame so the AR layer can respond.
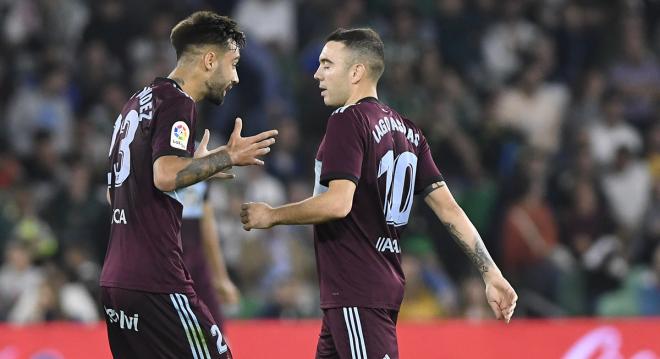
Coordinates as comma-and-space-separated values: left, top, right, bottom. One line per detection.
314, 97, 443, 310
101, 77, 197, 294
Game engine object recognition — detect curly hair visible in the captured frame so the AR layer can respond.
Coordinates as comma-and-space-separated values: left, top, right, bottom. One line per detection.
170, 11, 246, 59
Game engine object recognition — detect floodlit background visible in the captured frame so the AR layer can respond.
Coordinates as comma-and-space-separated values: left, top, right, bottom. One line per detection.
0, 0, 659, 357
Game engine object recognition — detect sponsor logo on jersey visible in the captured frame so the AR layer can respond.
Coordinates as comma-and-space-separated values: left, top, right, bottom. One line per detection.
375, 237, 401, 253
105, 306, 139, 332
171, 121, 189, 150
112, 209, 127, 224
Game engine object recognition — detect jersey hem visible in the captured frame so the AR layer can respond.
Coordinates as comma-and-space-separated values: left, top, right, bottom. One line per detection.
320, 173, 359, 186
415, 175, 446, 196
100, 280, 194, 294
152, 149, 192, 163
320, 301, 401, 311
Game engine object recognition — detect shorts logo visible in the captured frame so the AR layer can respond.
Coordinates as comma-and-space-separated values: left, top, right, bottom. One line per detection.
105, 306, 119, 323
104, 306, 139, 332
171, 121, 189, 150
383, 355, 391, 359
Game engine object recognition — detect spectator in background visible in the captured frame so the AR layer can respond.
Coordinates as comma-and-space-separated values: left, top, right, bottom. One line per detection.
7, 64, 74, 157
609, 16, 660, 131
128, 11, 177, 87
234, 0, 297, 53
566, 69, 606, 135
632, 178, 660, 265
434, 0, 485, 76
399, 237, 458, 320
21, 130, 63, 186
383, 6, 424, 66
266, 117, 306, 182
76, 41, 124, 111
481, 0, 541, 87
553, 2, 600, 84
41, 158, 107, 253
5, 187, 58, 262
502, 150, 564, 306
0, 241, 43, 321
587, 90, 642, 169
495, 57, 570, 156
8, 263, 98, 324
601, 147, 652, 237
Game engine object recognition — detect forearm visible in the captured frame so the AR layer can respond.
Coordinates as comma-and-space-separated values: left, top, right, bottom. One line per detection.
425, 186, 501, 280
175, 151, 232, 189
155, 151, 233, 191
272, 192, 347, 225
443, 206, 500, 278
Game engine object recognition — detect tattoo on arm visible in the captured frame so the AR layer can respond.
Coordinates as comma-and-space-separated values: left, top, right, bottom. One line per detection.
443, 222, 494, 274
174, 151, 232, 189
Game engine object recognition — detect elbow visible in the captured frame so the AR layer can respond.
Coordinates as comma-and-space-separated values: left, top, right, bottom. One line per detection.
153, 172, 175, 192
330, 201, 352, 220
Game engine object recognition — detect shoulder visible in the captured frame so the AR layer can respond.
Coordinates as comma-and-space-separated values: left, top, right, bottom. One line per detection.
152, 81, 195, 112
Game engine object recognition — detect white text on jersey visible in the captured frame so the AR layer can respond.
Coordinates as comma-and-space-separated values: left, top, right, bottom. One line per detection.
376, 237, 401, 253
136, 86, 153, 121
112, 209, 127, 224
372, 116, 420, 146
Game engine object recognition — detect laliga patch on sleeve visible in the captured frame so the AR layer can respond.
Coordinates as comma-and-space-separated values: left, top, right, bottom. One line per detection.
170, 121, 189, 150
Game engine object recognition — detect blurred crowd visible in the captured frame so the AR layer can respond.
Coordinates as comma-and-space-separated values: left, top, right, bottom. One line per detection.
1, 0, 660, 325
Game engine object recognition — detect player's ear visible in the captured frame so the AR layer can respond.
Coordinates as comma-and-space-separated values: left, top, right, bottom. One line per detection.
350, 63, 366, 84
203, 51, 216, 71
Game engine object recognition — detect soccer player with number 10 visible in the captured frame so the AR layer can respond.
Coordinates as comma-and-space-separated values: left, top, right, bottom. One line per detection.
241, 28, 517, 359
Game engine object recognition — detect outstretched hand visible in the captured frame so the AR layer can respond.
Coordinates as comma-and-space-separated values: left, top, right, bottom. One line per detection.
225, 118, 278, 166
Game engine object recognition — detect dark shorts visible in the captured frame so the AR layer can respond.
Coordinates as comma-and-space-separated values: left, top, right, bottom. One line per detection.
101, 287, 232, 359
316, 307, 399, 359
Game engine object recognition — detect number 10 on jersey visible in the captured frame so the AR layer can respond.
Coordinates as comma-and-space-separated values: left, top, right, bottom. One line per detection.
378, 150, 418, 227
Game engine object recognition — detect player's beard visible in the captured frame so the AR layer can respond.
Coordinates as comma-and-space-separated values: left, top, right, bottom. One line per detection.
205, 79, 227, 105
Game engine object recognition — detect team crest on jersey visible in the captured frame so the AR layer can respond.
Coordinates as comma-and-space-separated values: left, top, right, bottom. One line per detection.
171, 121, 189, 150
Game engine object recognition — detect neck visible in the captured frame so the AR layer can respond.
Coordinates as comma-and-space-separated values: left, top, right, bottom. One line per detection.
344, 83, 378, 106
168, 66, 203, 102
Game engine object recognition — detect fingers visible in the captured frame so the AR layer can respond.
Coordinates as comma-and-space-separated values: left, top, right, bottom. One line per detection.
199, 129, 210, 150
487, 300, 503, 320
231, 118, 243, 138
240, 203, 251, 230
247, 129, 279, 143
255, 137, 276, 149
210, 172, 236, 180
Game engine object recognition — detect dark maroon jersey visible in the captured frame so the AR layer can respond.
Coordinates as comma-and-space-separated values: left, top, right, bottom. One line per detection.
313, 97, 443, 310
101, 77, 197, 293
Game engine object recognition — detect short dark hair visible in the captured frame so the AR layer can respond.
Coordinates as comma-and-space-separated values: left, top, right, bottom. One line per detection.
326, 28, 385, 80
170, 11, 246, 60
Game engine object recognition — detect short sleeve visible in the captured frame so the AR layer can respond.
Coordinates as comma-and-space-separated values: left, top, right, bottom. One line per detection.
319, 109, 367, 186
414, 133, 444, 195
152, 96, 196, 162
